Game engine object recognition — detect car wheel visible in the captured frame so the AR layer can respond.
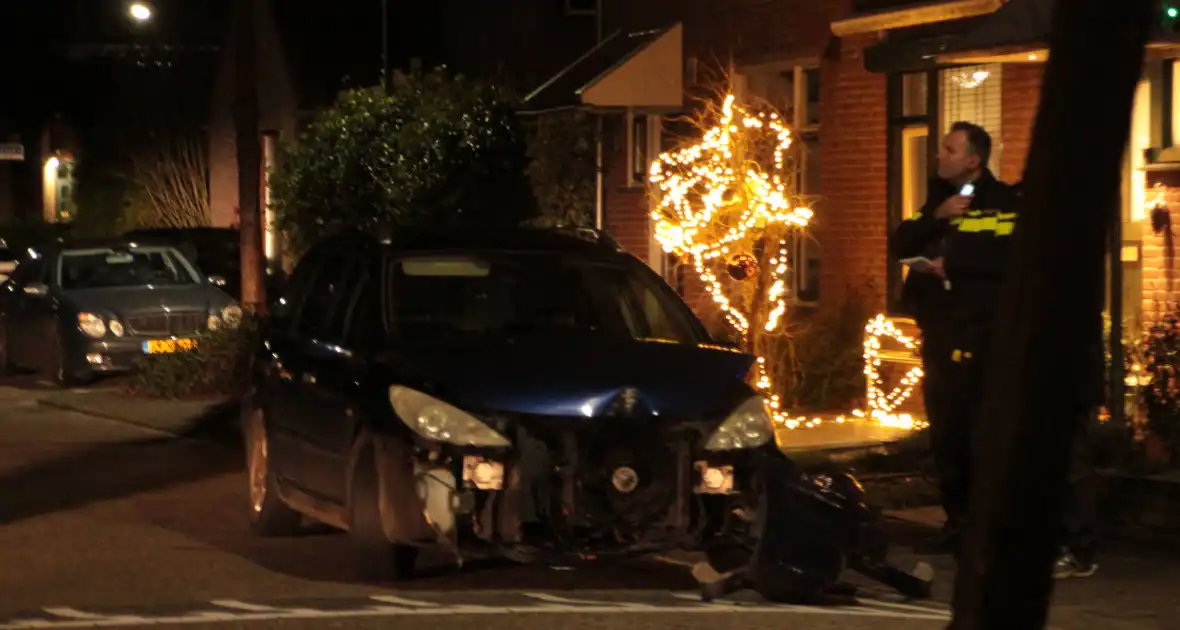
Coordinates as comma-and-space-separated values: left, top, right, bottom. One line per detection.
244, 405, 302, 536
0, 322, 10, 375
49, 331, 86, 389
349, 437, 418, 583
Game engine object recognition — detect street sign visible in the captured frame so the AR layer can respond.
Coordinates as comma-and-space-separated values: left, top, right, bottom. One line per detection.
0, 143, 24, 161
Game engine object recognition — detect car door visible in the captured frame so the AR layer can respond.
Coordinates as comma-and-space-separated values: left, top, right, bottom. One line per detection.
260, 247, 326, 482
2, 254, 50, 369
274, 249, 359, 497
299, 258, 383, 503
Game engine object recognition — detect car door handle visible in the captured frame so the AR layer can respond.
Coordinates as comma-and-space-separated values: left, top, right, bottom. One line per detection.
302, 372, 316, 385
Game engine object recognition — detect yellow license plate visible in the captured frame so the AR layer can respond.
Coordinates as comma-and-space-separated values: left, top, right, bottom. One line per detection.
142, 338, 197, 354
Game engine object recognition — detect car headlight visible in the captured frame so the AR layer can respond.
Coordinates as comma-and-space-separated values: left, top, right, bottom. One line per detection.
78, 313, 106, 339
388, 386, 510, 447
704, 396, 775, 451
108, 319, 125, 337
221, 305, 242, 328
207, 313, 221, 331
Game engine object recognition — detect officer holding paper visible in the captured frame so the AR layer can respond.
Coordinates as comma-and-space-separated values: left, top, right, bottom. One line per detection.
889, 121, 1018, 555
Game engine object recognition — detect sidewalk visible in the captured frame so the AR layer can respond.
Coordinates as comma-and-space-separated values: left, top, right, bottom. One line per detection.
28, 387, 238, 440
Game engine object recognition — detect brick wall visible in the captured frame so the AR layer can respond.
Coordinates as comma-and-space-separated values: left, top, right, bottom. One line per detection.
815, 33, 889, 310
1143, 173, 1180, 317
999, 63, 1044, 183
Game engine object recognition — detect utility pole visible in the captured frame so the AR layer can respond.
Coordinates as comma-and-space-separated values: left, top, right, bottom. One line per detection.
234, 0, 266, 314
382, 0, 391, 94
949, 0, 1150, 628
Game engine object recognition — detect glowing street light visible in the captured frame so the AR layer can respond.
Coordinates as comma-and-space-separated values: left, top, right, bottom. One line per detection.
128, 3, 152, 22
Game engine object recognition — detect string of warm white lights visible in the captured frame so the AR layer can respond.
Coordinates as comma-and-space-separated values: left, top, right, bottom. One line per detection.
649, 94, 923, 432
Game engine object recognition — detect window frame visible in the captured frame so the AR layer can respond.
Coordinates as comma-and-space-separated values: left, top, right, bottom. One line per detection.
291, 249, 358, 341
885, 69, 941, 315
789, 65, 821, 305
626, 110, 660, 189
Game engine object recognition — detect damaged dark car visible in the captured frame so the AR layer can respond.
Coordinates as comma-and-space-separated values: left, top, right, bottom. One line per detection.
242, 227, 930, 602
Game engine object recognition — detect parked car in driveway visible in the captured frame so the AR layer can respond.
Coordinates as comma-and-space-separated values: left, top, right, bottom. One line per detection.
0, 238, 241, 386
240, 226, 927, 602
121, 227, 288, 302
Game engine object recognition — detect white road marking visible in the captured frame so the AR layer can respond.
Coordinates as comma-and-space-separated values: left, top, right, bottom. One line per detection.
40, 610, 108, 621
209, 600, 281, 612
855, 598, 951, 618
522, 593, 658, 609
40, 609, 147, 624
369, 595, 442, 607
0, 593, 957, 629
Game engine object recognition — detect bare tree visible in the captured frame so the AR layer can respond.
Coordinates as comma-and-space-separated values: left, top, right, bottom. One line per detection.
650, 75, 813, 422
129, 133, 211, 228
951, 0, 1151, 628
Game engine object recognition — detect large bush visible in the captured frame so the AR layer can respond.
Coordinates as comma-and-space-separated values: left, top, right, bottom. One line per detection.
522, 110, 596, 229
269, 67, 538, 254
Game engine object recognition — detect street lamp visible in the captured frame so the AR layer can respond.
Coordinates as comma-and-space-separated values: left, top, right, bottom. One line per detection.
128, 2, 152, 22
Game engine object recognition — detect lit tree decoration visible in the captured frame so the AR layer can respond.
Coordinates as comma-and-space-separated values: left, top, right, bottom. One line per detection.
649, 93, 811, 424
650, 92, 924, 431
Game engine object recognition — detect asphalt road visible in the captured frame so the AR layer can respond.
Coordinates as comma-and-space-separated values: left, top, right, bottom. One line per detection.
0, 382, 1176, 630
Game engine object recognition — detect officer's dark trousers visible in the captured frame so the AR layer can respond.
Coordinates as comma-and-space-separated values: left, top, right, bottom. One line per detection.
925, 329, 1099, 558
920, 329, 972, 531
1062, 408, 1100, 564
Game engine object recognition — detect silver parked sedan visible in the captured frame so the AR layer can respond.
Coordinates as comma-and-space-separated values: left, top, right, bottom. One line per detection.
0, 237, 240, 387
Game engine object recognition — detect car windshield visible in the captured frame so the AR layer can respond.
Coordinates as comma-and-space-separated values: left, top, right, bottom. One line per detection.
388, 254, 699, 344
58, 247, 199, 290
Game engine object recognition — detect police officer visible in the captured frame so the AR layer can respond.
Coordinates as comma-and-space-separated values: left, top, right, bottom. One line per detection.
890, 121, 1018, 555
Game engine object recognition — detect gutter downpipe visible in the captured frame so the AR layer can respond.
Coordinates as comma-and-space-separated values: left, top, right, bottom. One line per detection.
594, 0, 605, 230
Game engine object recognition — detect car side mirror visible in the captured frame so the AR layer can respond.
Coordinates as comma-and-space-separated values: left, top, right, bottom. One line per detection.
208, 275, 227, 287
22, 282, 48, 297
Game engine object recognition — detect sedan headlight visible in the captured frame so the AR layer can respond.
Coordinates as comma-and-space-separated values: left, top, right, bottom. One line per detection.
704, 396, 775, 451
388, 386, 510, 447
78, 313, 107, 339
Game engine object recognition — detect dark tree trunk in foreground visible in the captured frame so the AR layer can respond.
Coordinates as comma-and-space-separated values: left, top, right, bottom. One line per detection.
234, 0, 266, 314
949, 1, 1151, 629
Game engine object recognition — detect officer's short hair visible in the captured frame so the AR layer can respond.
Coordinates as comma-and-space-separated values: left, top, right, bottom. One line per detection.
950, 121, 992, 168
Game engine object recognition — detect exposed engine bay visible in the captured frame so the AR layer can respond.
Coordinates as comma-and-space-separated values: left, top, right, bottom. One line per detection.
406, 415, 758, 562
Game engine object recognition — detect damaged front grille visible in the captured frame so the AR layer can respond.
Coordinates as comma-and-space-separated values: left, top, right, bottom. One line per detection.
513, 416, 693, 544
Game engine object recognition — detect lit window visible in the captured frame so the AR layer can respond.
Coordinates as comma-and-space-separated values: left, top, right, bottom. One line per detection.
940, 63, 1003, 171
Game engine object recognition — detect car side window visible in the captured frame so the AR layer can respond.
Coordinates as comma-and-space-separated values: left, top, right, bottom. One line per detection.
11, 257, 47, 289
319, 259, 366, 344
615, 270, 696, 344
344, 270, 386, 350
294, 251, 356, 340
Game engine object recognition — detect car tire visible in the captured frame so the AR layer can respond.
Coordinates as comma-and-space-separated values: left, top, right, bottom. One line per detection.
243, 404, 302, 536
349, 437, 418, 583
0, 321, 10, 375
49, 331, 86, 389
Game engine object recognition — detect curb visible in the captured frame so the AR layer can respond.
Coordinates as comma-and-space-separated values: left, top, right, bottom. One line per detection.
34, 396, 237, 442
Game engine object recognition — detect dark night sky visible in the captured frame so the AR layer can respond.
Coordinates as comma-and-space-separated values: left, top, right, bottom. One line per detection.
0, 0, 448, 132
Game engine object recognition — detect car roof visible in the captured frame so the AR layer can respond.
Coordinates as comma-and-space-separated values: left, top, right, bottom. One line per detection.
316, 226, 633, 261
39, 237, 179, 254
123, 227, 238, 237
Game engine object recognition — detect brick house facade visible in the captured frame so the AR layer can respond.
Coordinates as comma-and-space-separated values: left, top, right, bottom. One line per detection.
206, 0, 1180, 333
568, 0, 1180, 334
